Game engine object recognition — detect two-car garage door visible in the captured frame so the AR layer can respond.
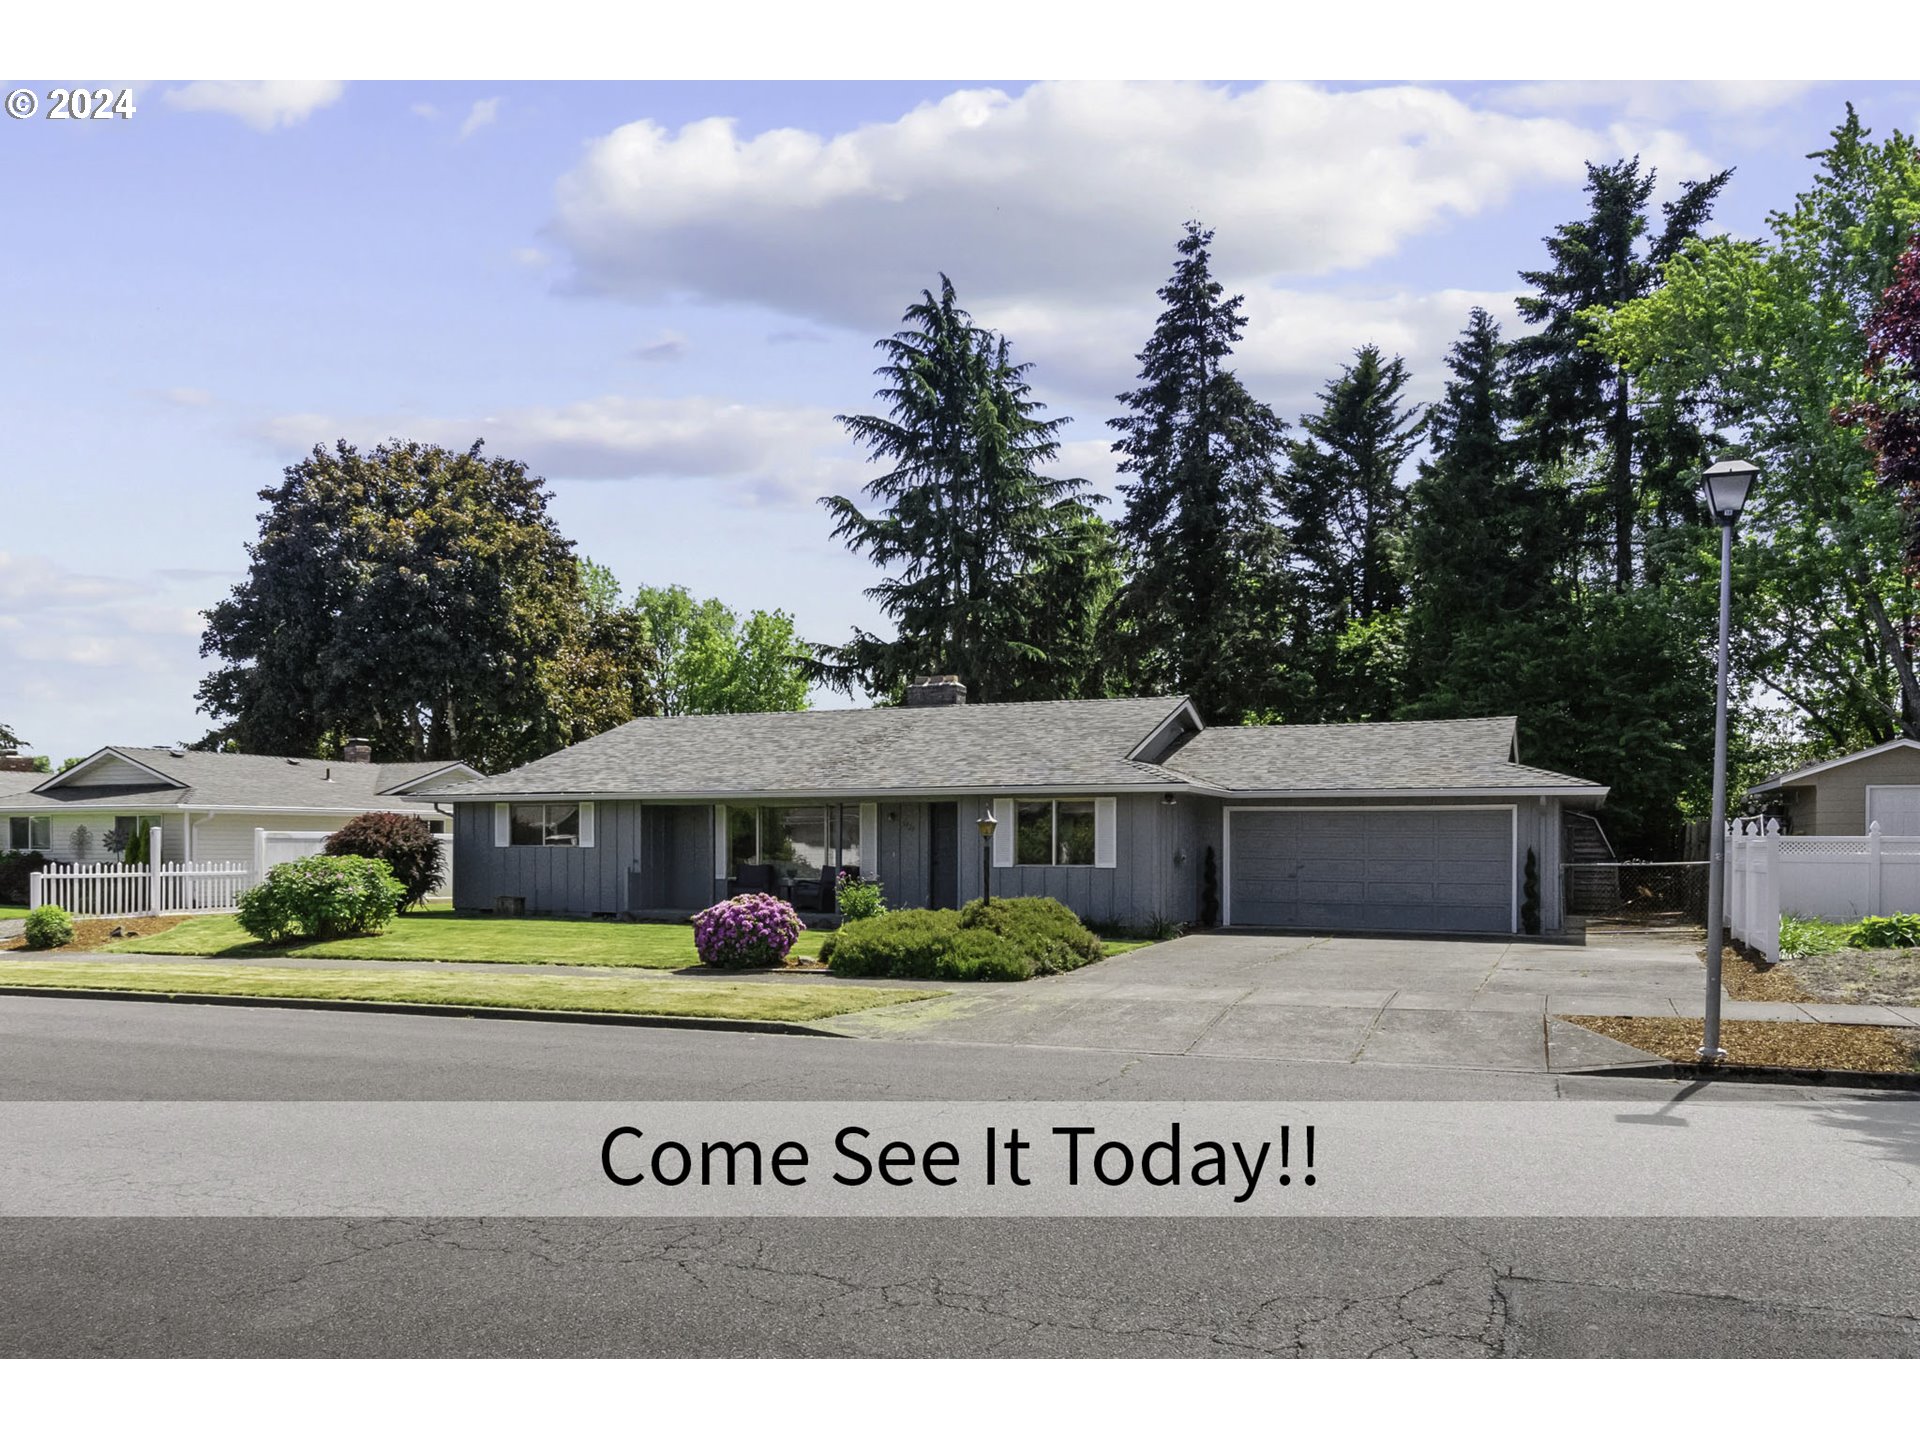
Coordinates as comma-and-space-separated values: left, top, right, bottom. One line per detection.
1226, 807, 1515, 934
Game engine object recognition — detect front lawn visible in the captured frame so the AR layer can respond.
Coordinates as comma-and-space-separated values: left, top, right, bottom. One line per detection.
0, 905, 29, 921
95, 912, 828, 969
0, 960, 926, 1023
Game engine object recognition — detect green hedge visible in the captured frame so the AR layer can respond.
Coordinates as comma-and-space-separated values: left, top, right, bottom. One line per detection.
823, 896, 1103, 982
236, 854, 404, 943
22, 905, 75, 950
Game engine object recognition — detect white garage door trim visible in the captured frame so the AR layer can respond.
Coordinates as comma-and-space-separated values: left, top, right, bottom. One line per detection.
1222, 804, 1520, 933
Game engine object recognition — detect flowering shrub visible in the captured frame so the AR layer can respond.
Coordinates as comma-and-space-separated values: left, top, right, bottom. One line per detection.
237, 855, 405, 943
692, 892, 806, 969
834, 871, 887, 923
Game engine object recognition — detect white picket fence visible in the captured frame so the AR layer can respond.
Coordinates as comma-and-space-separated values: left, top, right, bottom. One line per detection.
1725, 818, 1920, 962
28, 827, 252, 919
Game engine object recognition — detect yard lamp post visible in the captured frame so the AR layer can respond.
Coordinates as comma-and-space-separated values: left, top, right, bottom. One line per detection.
977, 804, 998, 905
1700, 457, 1760, 1065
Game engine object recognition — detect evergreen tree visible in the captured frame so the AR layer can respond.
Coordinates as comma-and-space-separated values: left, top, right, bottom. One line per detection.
1280, 345, 1422, 720
821, 276, 1108, 702
1404, 309, 1566, 692
1107, 222, 1292, 722
1511, 157, 1731, 589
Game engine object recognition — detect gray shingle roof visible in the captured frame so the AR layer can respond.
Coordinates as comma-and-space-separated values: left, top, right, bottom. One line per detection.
415, 701, 1603, 800
0, 748, 479, 812
1158, 717, 1599, 793
421, 697, 1196, 798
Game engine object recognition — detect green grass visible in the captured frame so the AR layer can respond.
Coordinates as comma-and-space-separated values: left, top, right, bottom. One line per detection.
100, 912, 827, 969
0, 905, 29, 921
0, 960, 928, 1023
1101, 939, 1155, 956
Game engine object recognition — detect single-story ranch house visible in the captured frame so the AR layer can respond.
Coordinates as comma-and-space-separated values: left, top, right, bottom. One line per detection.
0, 741, 481, 867
417, 680, 1607, 935
1747, 737, 1920, 835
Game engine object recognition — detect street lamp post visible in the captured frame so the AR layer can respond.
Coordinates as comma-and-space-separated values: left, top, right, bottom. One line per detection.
977, 804, 998, 906
1700, 457, 1760, 1065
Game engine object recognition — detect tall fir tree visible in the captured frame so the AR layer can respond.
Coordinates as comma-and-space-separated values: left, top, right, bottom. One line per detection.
1404, 309, 1566, 693
1282, 345, 1424, 719
1107, 222, 1292, 722
820, 276, 1110, 703
1511, 157, 1731, 590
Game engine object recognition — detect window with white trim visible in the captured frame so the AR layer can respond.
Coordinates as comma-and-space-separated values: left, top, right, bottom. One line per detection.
509, 802, 579, 847
1014, 799, 1097, 867
7, 816, 50, 851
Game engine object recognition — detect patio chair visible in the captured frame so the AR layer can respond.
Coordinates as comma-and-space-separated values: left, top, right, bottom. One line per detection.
733, 862, 778, 898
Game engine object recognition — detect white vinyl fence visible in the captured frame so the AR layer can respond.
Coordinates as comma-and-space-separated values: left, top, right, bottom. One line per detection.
28, 828, 251, 919
1725, 818, 1920, 962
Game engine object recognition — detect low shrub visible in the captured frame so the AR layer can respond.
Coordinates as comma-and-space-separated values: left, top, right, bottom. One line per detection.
325, 811, 445, 911
834, 871, 888, 923
236, 854, 405, 943
1848, 913, 1920, 950
826, 896, 1102, 981
1778, 913, 1852, 960
22, 904, 75, 950
959, 896, 1104, 975
823, 909, 961, 977
0, 849, 47, 906
691, 892, 806, 968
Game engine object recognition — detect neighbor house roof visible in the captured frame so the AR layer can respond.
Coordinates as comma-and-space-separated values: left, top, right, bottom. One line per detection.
1156, 717, 1599, 795
1747, 737, 1920, 795
415, 699, 1606, 803
0, 746, 481, 813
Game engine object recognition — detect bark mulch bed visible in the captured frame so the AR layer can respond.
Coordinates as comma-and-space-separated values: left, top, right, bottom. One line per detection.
1712, 942, 1817, 1003
1566, 1015, 1920, 1073
1, 916, 186, 955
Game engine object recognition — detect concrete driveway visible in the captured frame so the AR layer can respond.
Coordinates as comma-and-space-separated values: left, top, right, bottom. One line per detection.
828, 930, 1711, 1072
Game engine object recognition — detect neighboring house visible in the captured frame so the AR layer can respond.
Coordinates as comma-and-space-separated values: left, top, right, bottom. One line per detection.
416, 679, 1607, 936
0, 740, 483, 867
1747, 738, 1920, 835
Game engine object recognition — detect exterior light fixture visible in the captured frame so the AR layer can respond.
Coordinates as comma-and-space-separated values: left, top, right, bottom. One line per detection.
1698, 457, 1761, 1065
977, 804, 998, 904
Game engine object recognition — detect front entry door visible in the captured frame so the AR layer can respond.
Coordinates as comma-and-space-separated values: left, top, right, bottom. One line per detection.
928, 802, 958, 910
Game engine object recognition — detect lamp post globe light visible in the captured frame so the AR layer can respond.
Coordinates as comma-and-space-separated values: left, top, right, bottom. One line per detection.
977, 804, 998, 905
1700, 457, 1760, 1064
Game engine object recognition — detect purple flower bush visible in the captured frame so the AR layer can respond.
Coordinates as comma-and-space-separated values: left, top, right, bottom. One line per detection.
691, 892, 806, 969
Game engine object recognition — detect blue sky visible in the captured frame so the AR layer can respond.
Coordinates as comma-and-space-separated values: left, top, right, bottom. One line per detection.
4, 78, 1918, 762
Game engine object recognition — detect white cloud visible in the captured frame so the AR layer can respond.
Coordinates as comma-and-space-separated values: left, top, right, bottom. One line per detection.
1487, 80, 1818, 122
255, 395, 862, 507
459, 96, 503, 140
511, 246, 551, 268
0, 551, 220, 757
550, 80, 1708, 331
410, 101, 440, 121
162, 80, 346, 131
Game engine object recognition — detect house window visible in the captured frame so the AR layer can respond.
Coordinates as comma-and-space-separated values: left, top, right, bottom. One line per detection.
509, 803, 579, 847
7, 816, 50, 851
727, 805, 863, 881
1014, 800, 1096, 867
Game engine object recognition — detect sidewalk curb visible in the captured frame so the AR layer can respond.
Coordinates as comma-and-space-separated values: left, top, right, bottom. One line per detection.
1572, 1060, 1920, 1092
0, 985, 846, 1037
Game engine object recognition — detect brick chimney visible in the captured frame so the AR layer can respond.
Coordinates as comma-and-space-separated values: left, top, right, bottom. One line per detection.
342, 737, 374, 764
904, 675, 967, 707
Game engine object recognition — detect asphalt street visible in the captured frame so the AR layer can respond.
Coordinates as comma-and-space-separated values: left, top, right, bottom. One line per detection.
2, 995, 1917, 1357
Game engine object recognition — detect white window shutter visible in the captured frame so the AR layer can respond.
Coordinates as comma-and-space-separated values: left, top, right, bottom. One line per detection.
713, 804, 728, 880
1094, 797, 1118, 869
494, 803, 510, 847
859, 803, 877, 863
578, 801, 596, 848
993, 798, 1015, 868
